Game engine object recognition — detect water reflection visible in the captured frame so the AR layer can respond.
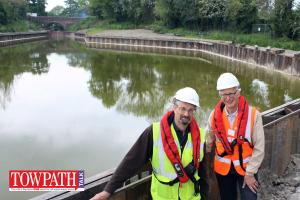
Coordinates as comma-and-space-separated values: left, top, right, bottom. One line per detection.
0, 42, 49, 109
0, 40, 299, 200
1, 40, 300, 120
251, 79, 270, 108
68, 49, 300, 118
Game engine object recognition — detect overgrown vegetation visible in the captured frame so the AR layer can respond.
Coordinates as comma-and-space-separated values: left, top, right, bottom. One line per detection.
205, 31, 300, 50
88, 0, 300, 41
0, 0, 45, 32
0, 20, 41, 32
67, 17, 148, 34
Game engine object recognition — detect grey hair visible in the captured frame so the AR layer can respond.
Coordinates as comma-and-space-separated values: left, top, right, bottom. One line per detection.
172, 98, 180, 106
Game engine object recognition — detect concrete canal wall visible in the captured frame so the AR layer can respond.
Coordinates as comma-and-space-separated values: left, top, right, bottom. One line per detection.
71, 32, 300, 76
0, 31, 48, 46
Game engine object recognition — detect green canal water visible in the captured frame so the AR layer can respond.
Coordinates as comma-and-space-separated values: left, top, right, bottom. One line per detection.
0, 40, 299, 199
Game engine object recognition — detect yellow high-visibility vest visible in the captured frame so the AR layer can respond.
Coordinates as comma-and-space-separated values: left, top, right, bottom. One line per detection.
151, 122, 205, 200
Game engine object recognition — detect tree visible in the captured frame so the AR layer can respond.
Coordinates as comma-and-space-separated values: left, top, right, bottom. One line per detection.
256, 0, 272, 22
27, 0, 46, 16
155, 0, 180, 27
63, 0, 80, 17
175, 0, 199, 27
155, 0, 199, 28
48, 5, 64, 16
89, 0, 116, 19
271, 0, 294, 38
89, 0, 154, 24
140, 0, 155, 22
198, 0, 226, 30
237, 0, 257, 32
225, 0, 257, 33
0, 1, 8, 25
124, 0, 155, 24
0, 0, 27, 24
290, 1, 300, 39
36, 0, 46, 15
63, 0, 88, 17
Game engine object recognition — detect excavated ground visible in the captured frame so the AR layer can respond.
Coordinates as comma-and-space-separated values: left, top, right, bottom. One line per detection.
258, 154, 300, 200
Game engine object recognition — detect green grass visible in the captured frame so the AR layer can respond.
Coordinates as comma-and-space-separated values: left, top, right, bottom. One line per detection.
203, 31, 300, 51
67, 16, 101, 32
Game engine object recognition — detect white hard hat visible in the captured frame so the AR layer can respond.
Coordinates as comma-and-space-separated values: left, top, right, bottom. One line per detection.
217, 73, 240, 90
174, 87, 200, 107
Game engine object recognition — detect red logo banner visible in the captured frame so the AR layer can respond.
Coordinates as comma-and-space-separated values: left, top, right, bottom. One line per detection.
9, 170, 84, 191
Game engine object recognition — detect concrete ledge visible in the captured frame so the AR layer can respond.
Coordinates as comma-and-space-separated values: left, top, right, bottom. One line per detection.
0, 31, 48, 46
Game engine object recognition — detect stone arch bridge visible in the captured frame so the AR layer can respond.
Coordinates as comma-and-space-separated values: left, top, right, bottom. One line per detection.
27, 16, 84, 30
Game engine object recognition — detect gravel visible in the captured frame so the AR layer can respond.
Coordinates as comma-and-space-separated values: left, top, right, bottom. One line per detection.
258, 154, 300, 200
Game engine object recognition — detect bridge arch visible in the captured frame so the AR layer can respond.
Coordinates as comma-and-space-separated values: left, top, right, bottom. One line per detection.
45, 22, 65, 31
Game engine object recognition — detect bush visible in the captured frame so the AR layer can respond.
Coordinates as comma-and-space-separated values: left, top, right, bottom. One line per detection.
0, 20, 42, 32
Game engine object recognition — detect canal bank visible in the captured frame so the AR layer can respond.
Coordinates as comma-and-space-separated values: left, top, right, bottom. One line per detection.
0, 31, 48, 46
65, 29, 300, 76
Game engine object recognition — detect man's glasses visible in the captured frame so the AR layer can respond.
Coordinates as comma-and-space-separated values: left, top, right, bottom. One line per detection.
219, 90, 238, 99
176, 106, 196, 115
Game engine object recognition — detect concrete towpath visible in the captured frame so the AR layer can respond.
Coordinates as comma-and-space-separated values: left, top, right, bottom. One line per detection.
93, 29, 187, 40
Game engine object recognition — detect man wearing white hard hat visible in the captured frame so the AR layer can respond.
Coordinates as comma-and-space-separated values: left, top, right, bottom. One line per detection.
206, 73, 265, 200
91, 87, 207, 200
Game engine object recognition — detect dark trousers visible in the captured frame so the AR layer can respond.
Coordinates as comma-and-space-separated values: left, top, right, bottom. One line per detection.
216, 171, 257, 200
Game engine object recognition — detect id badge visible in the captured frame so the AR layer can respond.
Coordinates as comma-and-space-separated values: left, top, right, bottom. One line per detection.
228, 129, 235, 137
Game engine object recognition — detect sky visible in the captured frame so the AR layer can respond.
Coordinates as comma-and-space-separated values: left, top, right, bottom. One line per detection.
46, 0, 65, 12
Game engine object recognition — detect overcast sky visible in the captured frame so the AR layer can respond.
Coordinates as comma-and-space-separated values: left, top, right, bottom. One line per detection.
46, 0, 65, 12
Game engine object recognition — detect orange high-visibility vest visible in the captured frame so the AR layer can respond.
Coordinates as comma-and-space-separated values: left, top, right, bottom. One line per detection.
212, 105, 257, 176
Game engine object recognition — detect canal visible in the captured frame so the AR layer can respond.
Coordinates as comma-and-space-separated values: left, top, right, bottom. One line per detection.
0, 39, 300, 200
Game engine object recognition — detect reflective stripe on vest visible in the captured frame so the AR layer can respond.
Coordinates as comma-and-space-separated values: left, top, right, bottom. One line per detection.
151, 122, 205, 200
213, 105, 256, 176
215, 154, 231, 164
233, 156, 251, 166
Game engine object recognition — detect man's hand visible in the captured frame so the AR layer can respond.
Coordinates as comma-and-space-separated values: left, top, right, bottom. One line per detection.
205, 129, 215, 153
243, 174, 259, 193
90, 191, 111, 200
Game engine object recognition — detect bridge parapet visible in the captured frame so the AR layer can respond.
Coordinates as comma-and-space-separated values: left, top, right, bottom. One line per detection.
27, 16, 84, 30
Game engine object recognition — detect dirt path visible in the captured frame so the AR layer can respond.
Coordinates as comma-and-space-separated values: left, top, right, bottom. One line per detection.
93, 29, 186, 40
